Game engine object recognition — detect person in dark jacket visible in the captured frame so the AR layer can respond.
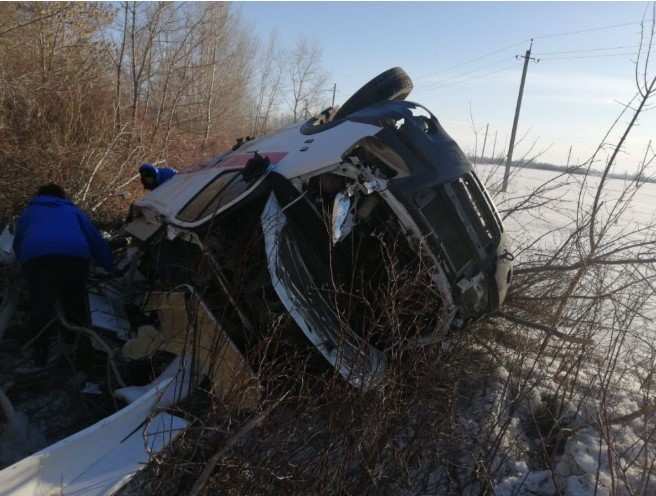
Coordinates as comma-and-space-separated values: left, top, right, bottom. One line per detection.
13, 183, 113, 366
139, 163, 177, 191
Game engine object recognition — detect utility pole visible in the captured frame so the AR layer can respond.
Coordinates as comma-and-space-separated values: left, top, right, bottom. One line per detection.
480, 123, 489, 163
502, 39, 539, 192
331, 83, 337, 107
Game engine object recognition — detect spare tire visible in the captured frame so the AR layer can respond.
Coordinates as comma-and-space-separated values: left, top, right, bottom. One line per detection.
334, 67, 413, 120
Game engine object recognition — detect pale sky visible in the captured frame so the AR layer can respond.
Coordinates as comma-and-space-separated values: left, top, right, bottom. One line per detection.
238, 1, 655, 172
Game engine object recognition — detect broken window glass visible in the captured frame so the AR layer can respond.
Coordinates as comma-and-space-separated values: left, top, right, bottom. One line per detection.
177, 171, 252, 223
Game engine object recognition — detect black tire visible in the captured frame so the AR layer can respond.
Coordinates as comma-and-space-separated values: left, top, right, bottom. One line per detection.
334, 67, 413, 120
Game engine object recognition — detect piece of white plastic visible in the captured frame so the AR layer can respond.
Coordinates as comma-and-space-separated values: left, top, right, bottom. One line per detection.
114, 355, 194, 406
0, 375, 187, 496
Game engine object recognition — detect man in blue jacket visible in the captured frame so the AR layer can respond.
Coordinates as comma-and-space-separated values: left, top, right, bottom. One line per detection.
13, 183, 113, 366
139, 163, 177, 191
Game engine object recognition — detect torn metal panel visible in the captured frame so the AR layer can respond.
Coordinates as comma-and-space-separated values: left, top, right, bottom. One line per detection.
88, 285, 130, 341
122, 291, 261, 410
121, 325, 163, 361
122, 217, 161, 242
331, 192, 356, 245
195, 296, 261, 409
122, 216, 161, 242
143, 291, 188, 347
0, 376, 187, 496
494, 233, 513, 307
261, 193, 385, 389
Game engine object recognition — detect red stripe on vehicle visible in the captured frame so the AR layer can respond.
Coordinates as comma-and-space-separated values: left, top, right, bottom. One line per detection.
218, 151, 288, 169
181, 151, 288, 173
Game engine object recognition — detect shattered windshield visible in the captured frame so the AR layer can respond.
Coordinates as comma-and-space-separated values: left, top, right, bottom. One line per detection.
177, 170, 252, 223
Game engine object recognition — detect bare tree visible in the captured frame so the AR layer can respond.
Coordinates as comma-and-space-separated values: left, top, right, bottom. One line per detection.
288, 36, 329, 121
127, 2, 169, 133
0, 1, 260, 218
250, 31, 285, 136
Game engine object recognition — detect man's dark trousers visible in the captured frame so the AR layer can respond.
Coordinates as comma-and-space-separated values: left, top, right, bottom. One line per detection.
23, 255, 89, 365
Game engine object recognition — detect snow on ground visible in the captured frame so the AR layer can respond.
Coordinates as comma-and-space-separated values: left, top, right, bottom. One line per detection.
486, 351, 656, 496
456, 164, 656, 495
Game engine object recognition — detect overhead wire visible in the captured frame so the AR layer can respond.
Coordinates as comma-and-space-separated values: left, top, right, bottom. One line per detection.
533, 21, 640, 40
426, 63, 518, 91
419, 21, 640, 82
414, 20, 642, 91
414, 39, 528, 81
539, 52, 637, 62
536, 44, 642, 56
417, 54, 522, 90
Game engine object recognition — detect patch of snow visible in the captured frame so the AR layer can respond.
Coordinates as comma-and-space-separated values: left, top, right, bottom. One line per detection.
565, 474, 610, 496
495, 470, 556, 496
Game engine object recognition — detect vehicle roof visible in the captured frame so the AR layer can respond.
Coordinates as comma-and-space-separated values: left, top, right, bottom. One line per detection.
134, 119, 382, 226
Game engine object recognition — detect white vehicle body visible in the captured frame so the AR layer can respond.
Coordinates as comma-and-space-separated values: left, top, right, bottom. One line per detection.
128, 97, 512, 388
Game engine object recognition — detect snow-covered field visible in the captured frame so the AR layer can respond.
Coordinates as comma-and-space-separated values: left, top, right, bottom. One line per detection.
456, 164, 656, 496
475, 163, 656, 248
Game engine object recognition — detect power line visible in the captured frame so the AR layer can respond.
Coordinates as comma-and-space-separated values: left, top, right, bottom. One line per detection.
536, 44, 641, 56
540, 52, 637, 61
416, 22, 641, 88
533, 21, 640, 40
418, 50, 637, 91
411, 21, 643, 97
418, 55, 519, 90
426, 63, 517, 91
415, 39, 528, 81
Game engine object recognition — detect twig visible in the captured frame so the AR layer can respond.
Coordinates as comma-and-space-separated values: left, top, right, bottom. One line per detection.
608, 399, 656, 425
494, 311, 593, 345
188, 392, 289, 496
55, 304, 127, 388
